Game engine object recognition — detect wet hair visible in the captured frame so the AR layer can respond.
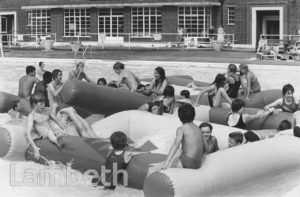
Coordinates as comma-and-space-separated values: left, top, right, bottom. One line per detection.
282, 84, 294, 96
43, 71, 52, 84
239, 63, 249, 71
180, 90, 190, 99
229, 131, 244, 144
244, 131, 259, 142
199, 122, 213, 131
107, 82, 118, 88
39, 61, 44, 67
76, 61, 84, 68
30, 93, 45, 106
52, 69, 62, 80
163, 85, 175, 98
231, 99, 246, 112
97, 78, 107, 85
26, 66, 36, 74
113, 62, 125, 70
277, 120, 291, 131
110, 131, 128, 151
12, 101, 20, 110
178, 103, 195, 124
154, 66, 166, 87
228, 64, 237, 73
212, 74, 226, 89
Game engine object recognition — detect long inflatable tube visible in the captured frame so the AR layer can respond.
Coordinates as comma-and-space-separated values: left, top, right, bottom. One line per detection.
142, 75, 210, 87
143, 136, 300, 197
0, 92, 32, 114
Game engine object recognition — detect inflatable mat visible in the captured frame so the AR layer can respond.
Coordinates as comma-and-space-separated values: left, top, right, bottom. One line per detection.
143, 135, 300, 197
142, 75, 210, 87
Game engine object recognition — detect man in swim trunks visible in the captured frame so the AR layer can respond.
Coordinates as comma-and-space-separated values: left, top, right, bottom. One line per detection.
161, 104, 207, 169
244, 119, 291, 142
113, 62, 141, 92
239, 64, 261, 100
68, 61, 93, 82
18, 65, 40, 99
47, 69, 64, 108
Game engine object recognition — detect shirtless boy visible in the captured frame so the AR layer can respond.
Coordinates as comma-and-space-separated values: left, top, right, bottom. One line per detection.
113, 62, 141, 92
26, 93, 66, 159
18, 65, 40, 99
47, 69, 64, 107
161, 104, 207, 169
68, 61, 93, 82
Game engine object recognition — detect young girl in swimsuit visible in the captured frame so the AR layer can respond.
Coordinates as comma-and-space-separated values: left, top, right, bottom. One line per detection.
195, 74, 232, 108
264, 84, 299, 113
138, 85, 175, 115
227, 99, 272, 129
239, 64, 261, 100
226, 64, 241, 98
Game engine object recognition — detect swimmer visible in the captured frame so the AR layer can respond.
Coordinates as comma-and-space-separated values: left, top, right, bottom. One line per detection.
18, 65, 40, 99
227, 99, 272, 129
244, 120, 291, 142
226, 64, 241, 98
138, 85, 175, 115
199, 122, 219, 154
160, 104, 207, 169
113, 62, 141, 92
47, 69, 64, 107
97, 78, 107, 86
228, 131, 244, 148
178, 89, 192, 104
68, 61, 93, 82
34, 71, 52, 107
195, 74, 232, 108
264, 84, 299, 113
26, 93, 66, 159
36, 61, 46, 80
8, 101, 26, 120
239, 64, 261, 100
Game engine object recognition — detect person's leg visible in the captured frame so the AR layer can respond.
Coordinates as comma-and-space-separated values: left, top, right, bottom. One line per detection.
214, 88, 231, 108
59, 107, 96, 138
138, 103, 150, 111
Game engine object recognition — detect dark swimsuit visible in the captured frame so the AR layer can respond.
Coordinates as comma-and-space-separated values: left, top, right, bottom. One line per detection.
227, 75, 241, 98
294, 126, 300, 138
226, 113, 246, 129
180, 154, 202, 169
104, 151, 127, 189
281, 98, 298, 113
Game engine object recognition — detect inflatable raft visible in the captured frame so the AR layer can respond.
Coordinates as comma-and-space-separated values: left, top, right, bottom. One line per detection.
1, 110, 298, 195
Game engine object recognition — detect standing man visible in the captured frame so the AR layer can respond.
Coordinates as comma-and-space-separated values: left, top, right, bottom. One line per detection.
18, 65, 40, 99
257, 35, 268, 53
176, 26, 184, 43
68, 61, 93, 82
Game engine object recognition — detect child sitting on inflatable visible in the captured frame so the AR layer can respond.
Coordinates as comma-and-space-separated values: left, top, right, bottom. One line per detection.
102, 131, 148, 190
26, 93, 66, 159
160, 104, 207, 169
195, 74, 232, 108
227, 99, 272, 129
178, 89, 192, 104
228, 131, 244, 148
264, 84, 299, 113
244, 120, 291, 142
199, 122, 219, 154
138, 85, 175, 115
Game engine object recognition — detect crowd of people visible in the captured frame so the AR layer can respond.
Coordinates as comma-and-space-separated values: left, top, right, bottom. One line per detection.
9, 60, 300, 190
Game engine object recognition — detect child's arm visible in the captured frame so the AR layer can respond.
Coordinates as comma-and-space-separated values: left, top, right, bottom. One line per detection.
244, 110, 272, 123
161, 128, 184, 169
49, 112, 65, 135
212, 136, 219, 152
26, 114, 40, 158
264, 98, 282, 111
245, 74, 252, 99
220, 87, 232, 105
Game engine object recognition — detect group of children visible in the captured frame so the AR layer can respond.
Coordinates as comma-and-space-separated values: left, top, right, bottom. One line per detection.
9, 60, 300, 190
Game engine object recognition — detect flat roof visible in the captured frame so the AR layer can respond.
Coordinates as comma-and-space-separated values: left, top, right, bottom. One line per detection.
21, 1, 220, 10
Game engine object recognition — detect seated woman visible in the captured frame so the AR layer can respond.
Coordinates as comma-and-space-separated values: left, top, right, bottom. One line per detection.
264, 84, 299, 113
226, 64, 241, 99
195, 74, 232, 108
138, 85, 175, 115
137, 66, 168, 97
239, 64, 261, 100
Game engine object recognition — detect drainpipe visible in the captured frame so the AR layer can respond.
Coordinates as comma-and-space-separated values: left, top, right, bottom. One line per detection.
219, 0, 226, 28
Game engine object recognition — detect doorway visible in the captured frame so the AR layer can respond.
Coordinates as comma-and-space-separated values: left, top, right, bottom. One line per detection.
0, 12, 16, 45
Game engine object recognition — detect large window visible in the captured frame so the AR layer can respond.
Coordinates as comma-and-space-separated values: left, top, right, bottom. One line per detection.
227, 6, 235, 25
131, 7, 162, 37
1, 17, 7, 33
98, 8, 123, 37
64, 9, 90, 37
28, 10, 51, 36
178, 7, 212, 37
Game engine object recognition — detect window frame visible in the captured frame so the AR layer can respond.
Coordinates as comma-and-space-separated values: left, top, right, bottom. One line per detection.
98, 8, 124, 37
27, 10, 51, 36
64, 8, 91, 37
227, 6, 235, 25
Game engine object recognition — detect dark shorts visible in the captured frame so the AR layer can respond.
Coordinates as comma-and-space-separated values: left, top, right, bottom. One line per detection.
294, 126, 300, 138
180, 154, 201, 169
244, 130, 260, 142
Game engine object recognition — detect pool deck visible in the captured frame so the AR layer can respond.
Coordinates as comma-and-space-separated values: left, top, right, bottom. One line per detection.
1, 46, 300, 66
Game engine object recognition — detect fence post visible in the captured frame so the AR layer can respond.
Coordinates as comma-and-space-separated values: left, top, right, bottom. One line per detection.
0, 34, 4, 58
